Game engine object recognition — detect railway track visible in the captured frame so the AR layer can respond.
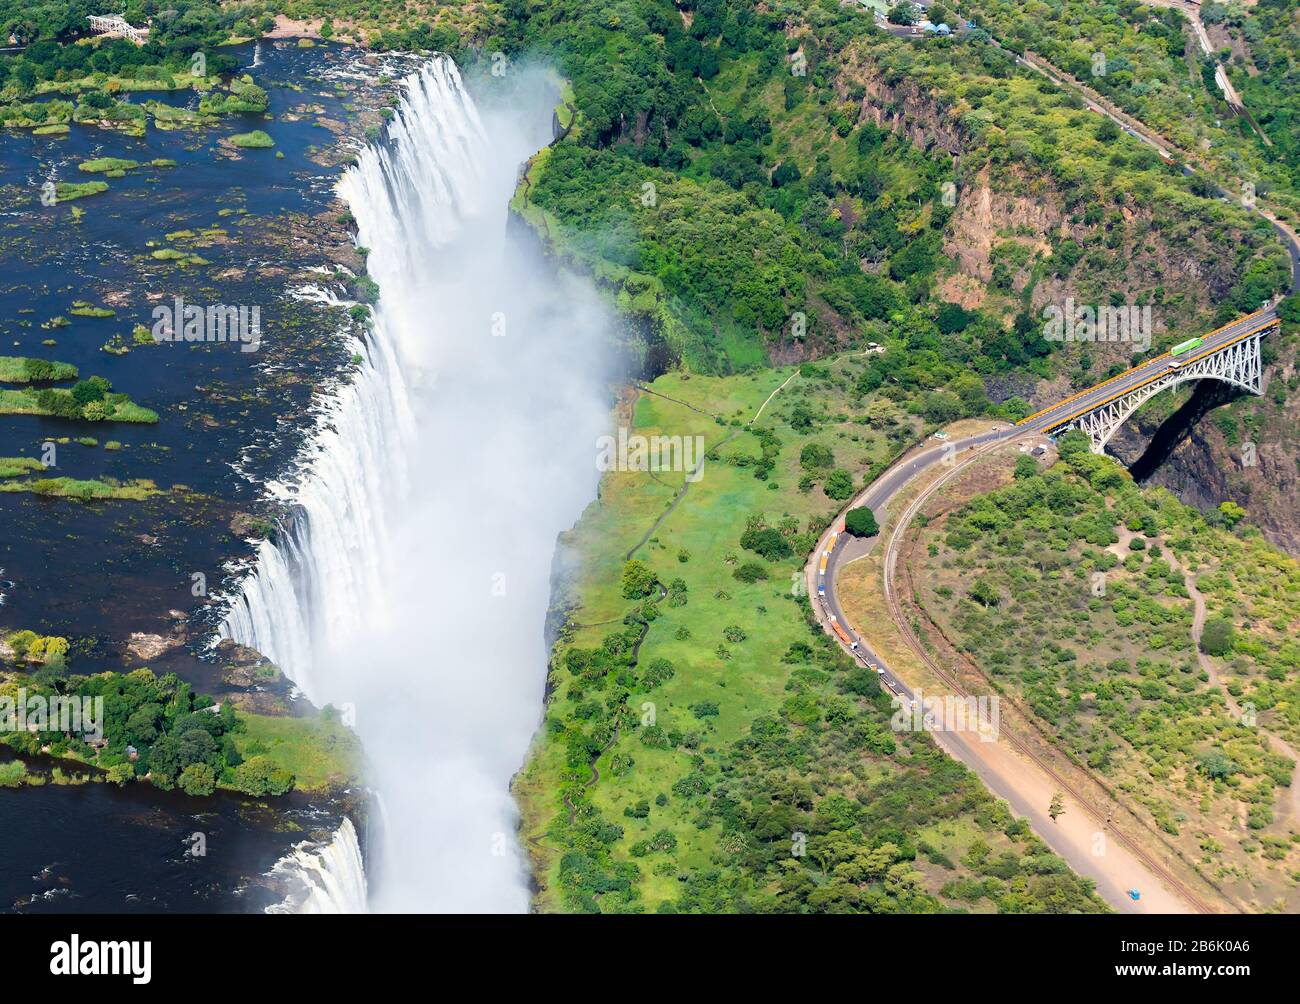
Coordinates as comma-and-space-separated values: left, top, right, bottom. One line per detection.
876, 440, 1219, 915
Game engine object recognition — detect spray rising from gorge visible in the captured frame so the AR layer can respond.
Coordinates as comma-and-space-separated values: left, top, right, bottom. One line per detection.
221, 57, 613, 911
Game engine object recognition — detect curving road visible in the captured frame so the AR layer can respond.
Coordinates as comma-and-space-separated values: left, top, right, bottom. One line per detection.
798, 10, 1300, 912
800, 285, 1289, 911
806, 429, 1013, 703
806, 428, 1216, 912
800, 298, 1290, 912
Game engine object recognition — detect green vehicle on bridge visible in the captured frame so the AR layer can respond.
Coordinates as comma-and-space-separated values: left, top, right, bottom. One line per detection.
1170, 336, 1204, 357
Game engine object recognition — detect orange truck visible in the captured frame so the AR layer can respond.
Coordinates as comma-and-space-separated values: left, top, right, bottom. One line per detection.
829, 615, 857, 650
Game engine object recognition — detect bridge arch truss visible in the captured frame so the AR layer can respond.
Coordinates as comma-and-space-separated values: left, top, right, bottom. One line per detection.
1048, 325, 1270, 454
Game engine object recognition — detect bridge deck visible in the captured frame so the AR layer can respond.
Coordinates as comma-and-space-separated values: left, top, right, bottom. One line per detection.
1018, 307, 1276, 434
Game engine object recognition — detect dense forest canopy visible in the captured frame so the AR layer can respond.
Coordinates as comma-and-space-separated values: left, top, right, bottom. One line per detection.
3, 1, 1290, 381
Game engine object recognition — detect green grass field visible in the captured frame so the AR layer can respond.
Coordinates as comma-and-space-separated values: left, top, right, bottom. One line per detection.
0, 388, 158, 423
230, 130, 275, 149
0, 356, 78, 383
233, 712, 362, 794
0, 476, 159, 500
0, 457, 45, 479
515, 355, 1107, 913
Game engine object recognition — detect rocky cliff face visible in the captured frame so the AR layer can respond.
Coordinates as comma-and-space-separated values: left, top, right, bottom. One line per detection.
843, 48, 1300, 555
941, 165, 1058, 293
842, 60, 1240, 339
853, 71, 966, 156
1109, 348, 1300, 555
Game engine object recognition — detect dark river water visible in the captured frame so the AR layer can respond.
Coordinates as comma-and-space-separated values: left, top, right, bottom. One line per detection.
0, 39, 382, 912
0, 751, 357, 913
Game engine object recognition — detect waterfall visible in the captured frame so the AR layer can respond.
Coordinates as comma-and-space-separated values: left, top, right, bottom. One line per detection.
264, 818, 368, 914
216, 306, 414, 700
217, 56, 613, 912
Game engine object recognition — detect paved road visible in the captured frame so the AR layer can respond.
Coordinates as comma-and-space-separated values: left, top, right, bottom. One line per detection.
808, 428, 1016, 714
796, 12, 1300, 910
802, 298, 1281, 907
999, 39, 1300, 292
1018, 306, 1279, 435
806, 429, 1202, 912
1140, 0, 1246, 109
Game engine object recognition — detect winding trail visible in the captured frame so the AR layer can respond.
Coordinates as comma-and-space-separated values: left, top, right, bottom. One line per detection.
750, 370, 798, 425
1180, 565, 1300, 825
807, 429, 1218, 912
625, 369, 797, 561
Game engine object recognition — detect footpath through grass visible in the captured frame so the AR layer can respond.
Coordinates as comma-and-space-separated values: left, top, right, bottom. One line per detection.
515, 355, 1108, 914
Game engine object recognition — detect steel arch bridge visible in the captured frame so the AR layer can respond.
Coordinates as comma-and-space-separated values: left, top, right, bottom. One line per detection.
1019, 308, 1277, 454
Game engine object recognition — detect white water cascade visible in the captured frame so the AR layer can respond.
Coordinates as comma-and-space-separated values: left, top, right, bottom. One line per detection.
219, 57, 612, 911
264, 817, 369, 914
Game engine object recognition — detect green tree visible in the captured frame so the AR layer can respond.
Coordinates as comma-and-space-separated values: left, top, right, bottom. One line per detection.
1057, 429, 1092, 459
844, 506, 879, 537
105, 762, 133, 786
620, 559, 657, 599
1200, 616, 1235, 657
70, 377, 108, 406
823, 469, 855, 501
800, 442, 834, 471
740, 527, 793, 560
951, 372, 989, 414
921, 390, 964, 425
179, 762, 216, 796
888, 2, 922, 25
1196, 752, 1237, 781
969, 577, 1000, 607
231, 755, 294, 796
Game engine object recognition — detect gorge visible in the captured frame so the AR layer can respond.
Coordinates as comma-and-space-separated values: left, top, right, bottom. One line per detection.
220, 56, 614, 911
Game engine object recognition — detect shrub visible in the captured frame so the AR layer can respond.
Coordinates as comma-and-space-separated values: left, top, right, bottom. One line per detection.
740, 527, 792, 561
823, 469, 855, 501
1014, 455, 1039, 479
1200, 616, 1235, 657
642, 658, 676, 689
